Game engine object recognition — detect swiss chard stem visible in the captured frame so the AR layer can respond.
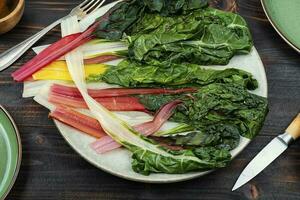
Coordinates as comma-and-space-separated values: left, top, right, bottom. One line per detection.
12, 22, 100, 82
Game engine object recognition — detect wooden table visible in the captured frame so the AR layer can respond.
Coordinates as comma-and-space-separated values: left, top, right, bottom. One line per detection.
1, 0, 300, 199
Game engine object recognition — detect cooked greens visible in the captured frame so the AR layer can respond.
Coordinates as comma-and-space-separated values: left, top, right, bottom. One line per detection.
87, 60, 258, 90
95, 0, 252, 65
85, 0, 266, 176
127, 8, 252, 66
89, 0, 267, 176
138, 83, 268, 140
88, 60, 258, 90
94, 0, 144, 40
141, 0, 208, 15
77, 82, 267, 176
161, 124, 241, 150
129, 141, 231, 175
95, 0, 208, 40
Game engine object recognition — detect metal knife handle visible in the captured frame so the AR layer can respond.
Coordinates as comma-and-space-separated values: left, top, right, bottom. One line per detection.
286, 113, 300, 140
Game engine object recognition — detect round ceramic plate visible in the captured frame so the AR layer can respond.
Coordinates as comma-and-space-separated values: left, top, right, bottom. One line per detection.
53, 47, 267, 183
0, 105, 21, 199
44, 1, 268, 183
261, 0, 300, 52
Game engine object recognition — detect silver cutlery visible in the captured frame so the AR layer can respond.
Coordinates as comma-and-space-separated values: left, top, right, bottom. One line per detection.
0, 0, 106, 72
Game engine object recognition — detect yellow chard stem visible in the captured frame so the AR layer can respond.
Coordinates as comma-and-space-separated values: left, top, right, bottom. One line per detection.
32, 61, 108, 81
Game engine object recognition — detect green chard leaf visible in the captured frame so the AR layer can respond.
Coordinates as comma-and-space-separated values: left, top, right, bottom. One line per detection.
126, 138, 231, 175
127, 8, 253, 65
94, 0, 252, 65
156, 124, 241, 150
142, 0, 208, 15
94, 0, 145, 40
94, 0, 208, 40
138, 83, 268, 140
87, 59, 258, 90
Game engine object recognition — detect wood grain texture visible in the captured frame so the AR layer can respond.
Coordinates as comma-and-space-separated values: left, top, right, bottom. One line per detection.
1, 0, 300, 199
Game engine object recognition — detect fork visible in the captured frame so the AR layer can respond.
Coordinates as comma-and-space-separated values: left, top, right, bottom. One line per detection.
0, 0, 106, 72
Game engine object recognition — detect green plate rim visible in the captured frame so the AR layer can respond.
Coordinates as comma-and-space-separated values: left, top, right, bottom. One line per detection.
0, 105, 22, 200
261, 0, 300, 53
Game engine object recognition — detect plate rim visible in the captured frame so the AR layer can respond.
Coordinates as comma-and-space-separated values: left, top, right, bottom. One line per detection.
0, 105, 22, 200
261, 0, 300, 53
52, 46, 268, 183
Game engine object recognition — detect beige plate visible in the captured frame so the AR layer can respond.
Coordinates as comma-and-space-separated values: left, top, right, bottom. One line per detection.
53, 48, 268, 183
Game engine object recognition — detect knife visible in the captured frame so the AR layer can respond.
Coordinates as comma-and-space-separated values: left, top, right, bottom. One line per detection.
232, 113, 300, 191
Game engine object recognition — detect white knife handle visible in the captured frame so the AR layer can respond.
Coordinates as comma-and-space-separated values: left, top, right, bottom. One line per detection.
286, 113, 300, 140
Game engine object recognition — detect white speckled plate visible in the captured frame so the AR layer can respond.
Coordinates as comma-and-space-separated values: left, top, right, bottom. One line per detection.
35, 1, 268, 183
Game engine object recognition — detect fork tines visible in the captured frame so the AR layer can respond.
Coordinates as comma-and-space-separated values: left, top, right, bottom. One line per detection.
80, 0, 106, 14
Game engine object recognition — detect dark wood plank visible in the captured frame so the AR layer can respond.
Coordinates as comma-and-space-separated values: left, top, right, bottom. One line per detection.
1, 0, 300, 199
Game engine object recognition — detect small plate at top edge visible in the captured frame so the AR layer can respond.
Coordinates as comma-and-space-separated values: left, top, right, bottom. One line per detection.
261, 0, 300, 53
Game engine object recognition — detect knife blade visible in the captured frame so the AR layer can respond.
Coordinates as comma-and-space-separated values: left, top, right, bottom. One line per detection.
232, 113, 300, 191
